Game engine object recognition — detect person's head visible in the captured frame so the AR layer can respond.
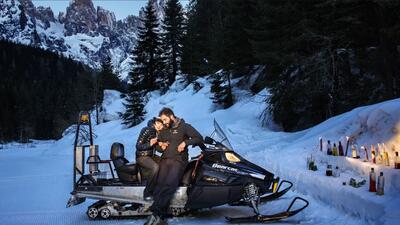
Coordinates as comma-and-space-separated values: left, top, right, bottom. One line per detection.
159, 107, 175, 128
153, 118, 164, 132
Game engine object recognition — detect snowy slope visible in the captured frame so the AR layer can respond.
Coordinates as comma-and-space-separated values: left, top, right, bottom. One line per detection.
1, 76, 399, 225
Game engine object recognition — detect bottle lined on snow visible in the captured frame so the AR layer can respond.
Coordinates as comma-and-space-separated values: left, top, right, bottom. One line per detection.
361, 146, 369, 162
377, 144, 384, 165
382, 144, 390, 166
333, 166, 340, 177
321, 138, 397, 170
327, 140, 332, 156
395, 152, 400, 169
338, 141, 344, 156
369, 168, 376, 192
326, 164, 333, 176
351, 145, 359, 159
319, 138, 323, 152
377, 172, 384, 196
371, 145, 376, 164
307, 154, 317, 171
332, 143, 338, 156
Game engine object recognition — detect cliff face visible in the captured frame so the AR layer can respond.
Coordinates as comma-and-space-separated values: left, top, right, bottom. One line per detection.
0, 0, 166, 79
64, 0, 98, 36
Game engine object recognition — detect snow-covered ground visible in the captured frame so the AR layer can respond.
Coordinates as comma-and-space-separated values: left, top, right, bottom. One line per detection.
1, 76, 399, 225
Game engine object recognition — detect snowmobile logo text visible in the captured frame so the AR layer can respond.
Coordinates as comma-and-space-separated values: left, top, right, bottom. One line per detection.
212, 163, 238, 172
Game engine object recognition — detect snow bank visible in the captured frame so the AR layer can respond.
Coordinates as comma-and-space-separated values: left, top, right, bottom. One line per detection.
99, 89, 124, 122
244, 99, 400, 225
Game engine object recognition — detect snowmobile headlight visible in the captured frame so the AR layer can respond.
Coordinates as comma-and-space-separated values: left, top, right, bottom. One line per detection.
272, 180, 279, 193
225, 152, 241, 163
80, 113, 89, 123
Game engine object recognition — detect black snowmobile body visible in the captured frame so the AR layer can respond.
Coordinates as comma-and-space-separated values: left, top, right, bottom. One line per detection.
67, 113, 308, 222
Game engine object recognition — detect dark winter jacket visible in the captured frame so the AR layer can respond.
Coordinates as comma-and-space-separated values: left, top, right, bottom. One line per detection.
136, 119, 157, 157
158, 118, 203, 162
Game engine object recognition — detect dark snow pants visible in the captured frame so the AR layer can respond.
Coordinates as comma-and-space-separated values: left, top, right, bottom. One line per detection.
136, 156, 159, 198
150, 158, 187, 218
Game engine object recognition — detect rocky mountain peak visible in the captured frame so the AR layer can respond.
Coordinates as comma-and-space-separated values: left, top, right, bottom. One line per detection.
97, 6, 116, 32
64, 0, 97, 36
0, 0, 167, 80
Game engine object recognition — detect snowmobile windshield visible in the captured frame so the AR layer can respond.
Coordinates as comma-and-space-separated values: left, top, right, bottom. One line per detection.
211, 119, 234, 150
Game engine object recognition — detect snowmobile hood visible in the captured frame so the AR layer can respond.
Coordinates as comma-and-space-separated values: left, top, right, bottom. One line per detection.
203, 150, 273, 180
225, 155, 273, 179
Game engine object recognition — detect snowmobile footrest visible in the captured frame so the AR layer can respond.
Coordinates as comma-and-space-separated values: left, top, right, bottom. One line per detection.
66, 194, 86, 208
230, 180, 293, 207
226, 197, 309, 223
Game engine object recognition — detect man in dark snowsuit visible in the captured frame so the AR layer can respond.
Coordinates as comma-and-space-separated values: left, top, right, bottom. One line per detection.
145, 108, 203, 225
136, 118, 164, 200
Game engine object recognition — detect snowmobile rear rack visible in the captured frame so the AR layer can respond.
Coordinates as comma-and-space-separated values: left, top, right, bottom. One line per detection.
226, 196, 309, 223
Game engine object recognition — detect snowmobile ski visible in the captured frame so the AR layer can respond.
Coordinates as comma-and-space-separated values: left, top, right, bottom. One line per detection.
226, 197, 309, 223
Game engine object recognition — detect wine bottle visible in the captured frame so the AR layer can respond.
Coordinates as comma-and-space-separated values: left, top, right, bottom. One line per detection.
377, 172, 384, 196
332, 143, 338, 156
371, 145, 376, 164
383, 144, 390, 166
369, 168, 376, 192
351, 145, 359, 158
326, 165, 333, 176
395, 152, 400, 169
327, 140, 332, 155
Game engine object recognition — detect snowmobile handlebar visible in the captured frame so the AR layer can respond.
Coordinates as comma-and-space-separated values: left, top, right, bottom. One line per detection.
203, 136, 231, 151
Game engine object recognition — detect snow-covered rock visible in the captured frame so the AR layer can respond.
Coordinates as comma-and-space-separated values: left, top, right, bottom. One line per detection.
98, 89, 124, 123
0, 0, 167, 79
64, 0, 98, 36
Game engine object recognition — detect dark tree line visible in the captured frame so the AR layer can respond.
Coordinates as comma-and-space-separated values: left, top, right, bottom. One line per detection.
181, 0, 400, 131
3, 0, 399, 139
122, 0, 186, 127
0, 40, 97, 142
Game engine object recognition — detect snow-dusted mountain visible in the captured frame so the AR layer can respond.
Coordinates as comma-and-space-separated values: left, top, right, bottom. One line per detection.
0, 0, 166, 79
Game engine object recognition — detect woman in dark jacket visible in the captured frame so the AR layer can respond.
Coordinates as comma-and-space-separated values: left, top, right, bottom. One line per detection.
136, 117, 164, 200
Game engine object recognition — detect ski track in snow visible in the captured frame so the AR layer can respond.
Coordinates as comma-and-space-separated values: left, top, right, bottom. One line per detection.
1, 77, 399, 225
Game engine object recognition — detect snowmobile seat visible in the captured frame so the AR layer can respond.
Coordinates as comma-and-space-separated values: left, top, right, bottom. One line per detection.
110, 142, 141, 184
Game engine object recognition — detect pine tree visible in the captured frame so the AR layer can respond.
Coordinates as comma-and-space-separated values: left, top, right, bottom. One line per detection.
161, 0, 185, 86
220, 0, 255, 70
121, 69, 146, 127
98, 56, 122, 91
19, 5, 28, 30
210, 70, 233, 109
133, 0, 165, 92
181, 0, 219, 77
32, 28, 41, 47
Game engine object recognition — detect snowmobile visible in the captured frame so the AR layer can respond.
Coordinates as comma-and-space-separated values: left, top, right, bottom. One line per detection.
66, 112, 308, 223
